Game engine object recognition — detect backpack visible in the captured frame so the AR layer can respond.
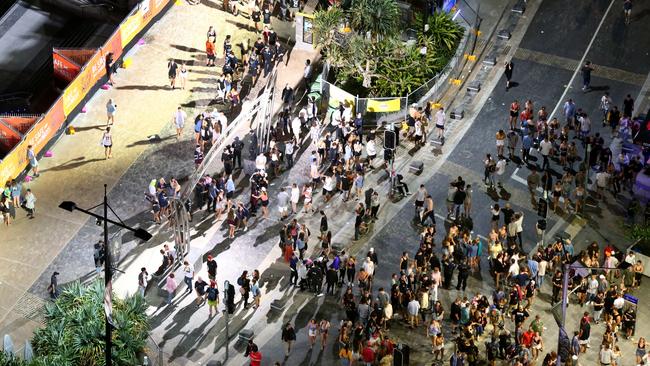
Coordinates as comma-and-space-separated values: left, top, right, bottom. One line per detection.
207, 287, 217, 301
237, 277, 244, 286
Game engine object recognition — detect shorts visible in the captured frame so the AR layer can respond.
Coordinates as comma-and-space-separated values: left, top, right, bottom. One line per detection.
207, 54, 215, 61
496, 140, 505, 147
415, 200, 424, 208
208, 299, 218, 307
262, 200, 269, 207
29, 159, 38, 167
169, 72, 177, 79
578, 339, 589, 345
278, 206, 288, 213
510, 111, 518, 117
103, 144, 112, 148
436, 124, 444, 130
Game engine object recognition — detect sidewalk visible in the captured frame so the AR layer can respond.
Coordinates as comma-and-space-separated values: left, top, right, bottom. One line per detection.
0, 0, 309, 348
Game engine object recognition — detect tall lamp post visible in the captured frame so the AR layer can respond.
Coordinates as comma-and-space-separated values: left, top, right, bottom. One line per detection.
59, 184, 152, 366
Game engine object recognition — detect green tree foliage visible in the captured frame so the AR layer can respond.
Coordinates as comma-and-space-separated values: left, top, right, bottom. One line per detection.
348, 0, 400, 40
23, 280, 150, 366
314, 6, 463, 97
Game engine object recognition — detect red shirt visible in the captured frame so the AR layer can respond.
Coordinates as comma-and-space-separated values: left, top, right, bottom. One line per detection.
361, 347, 375, 362
249, 351, 262, 366
522, 330, 534, 348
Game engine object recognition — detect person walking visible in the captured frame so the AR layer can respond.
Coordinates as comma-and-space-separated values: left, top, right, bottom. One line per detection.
237, 270, 251, 308
102, 127, 113, 159
504, 60, 514, 90
24, 188, 36, 218
172, 106, 186, 139
207, 254, 217, 281
182, 260, 194, 294
581, 61, 594, 91
179, 62, 188, 89
26, 145, 39, 177
307, 319, 318, 349
165, 273, 178, 305
167, 59, 178, 89
205, 37, 216, 67
138, 267, 148, 298
281, 322, 296, 357
106, 98, 116, 125
319, 319, 330, 351
206, 280, 219, 317
47, 271, 60, 299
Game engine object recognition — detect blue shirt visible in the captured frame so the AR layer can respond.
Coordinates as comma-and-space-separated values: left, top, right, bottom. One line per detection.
527, 259, 539, 279
564, 102, 576, 118
226, 178, 235, 193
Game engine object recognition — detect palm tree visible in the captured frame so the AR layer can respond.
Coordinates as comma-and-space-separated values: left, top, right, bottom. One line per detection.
348, 0, 400, 40
31, 280, 149, 366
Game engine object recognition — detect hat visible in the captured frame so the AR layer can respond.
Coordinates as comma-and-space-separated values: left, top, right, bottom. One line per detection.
599, 274, 605, 279
369, 248, 374, 252
207, 255, 213, 260
261, 187, 266, 191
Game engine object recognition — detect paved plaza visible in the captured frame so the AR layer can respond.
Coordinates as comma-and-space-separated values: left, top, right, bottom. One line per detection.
1, 0, 650, 365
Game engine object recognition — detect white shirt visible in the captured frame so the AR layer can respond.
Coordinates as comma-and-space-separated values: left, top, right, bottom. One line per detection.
539, 140, 553, 156
291, 187, 300, 203
579, 116, 591, 132
587, 278, 598, 294
538, 260, 548, 276
363, 260, 375, 275
291, 117, 301, 135
366, 140, 376, 156
435, 110, 445, 127
496, 159, 507, 175
596, 171, 610, 188
174, 110, 187, 127
508, 262, 520, 277
407, 299, 420, 315
624, 253, 636, 265
183, 265, 194, 279
255, 154, 267, 170
613, 297, 624, 309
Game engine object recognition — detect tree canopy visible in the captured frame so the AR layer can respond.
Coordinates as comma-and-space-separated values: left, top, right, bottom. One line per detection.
313, 3, 464, 97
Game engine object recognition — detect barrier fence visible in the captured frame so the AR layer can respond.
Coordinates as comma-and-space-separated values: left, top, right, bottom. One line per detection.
318, 0, 480, 127
0, 0, 174, 186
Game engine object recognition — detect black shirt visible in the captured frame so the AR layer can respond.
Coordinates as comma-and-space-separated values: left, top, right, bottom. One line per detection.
207, 259, 217, 276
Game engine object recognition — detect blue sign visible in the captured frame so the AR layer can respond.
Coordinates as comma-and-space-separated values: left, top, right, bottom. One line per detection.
624, 294, 638, 304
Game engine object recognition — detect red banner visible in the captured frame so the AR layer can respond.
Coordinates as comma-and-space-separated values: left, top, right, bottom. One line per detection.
0, 117, 38, 134
53, 52, 82, 83
55, 48, 96, 68
0, 121, 22, 153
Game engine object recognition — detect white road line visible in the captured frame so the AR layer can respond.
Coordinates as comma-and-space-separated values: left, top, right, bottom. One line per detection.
548, 0, 617, 121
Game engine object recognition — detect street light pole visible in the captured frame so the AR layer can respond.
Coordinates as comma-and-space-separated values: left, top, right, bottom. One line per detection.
104, 184, 112, 366
223, 280, 230, 362
59, 190, 152, 366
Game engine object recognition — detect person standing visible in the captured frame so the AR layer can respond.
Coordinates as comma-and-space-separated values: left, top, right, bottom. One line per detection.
206, 281, 219, 317
302, 59, 312, 91
165, 273, 178, 305
623, 94, 635, 118
24, 188, 36, 218
581, 61, 594, 91
624, 0, 632, 24
172, 107, 186, 139
102, 127, 113, 159
539, 137, 552, 171
27, 145, 39, 177
105, 52, 115, 86
205, 37, 216, 67
281, 322, 296, 357
48, 271, 60, 299
238, 270, 251, 308
206, 254, 217, 281
435, 107, 445, 141
563, 98, 577, 129
106, 98, 116, 125
232, 136, 244, 169
504, 60, 514, 90
182, 260, 194, 294
167, 59, 178, 89
138, 267, 148, 298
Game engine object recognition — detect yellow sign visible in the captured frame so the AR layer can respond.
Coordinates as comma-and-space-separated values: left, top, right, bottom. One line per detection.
119, 10, 144, 48
366, 98, 401, 112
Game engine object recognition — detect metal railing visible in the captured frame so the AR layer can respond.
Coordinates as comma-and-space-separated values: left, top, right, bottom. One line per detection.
318, 0, 480, 126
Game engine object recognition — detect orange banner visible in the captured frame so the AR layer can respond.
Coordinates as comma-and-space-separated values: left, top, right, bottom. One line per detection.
53, 52, 81, 83
0, 99, 65, 184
